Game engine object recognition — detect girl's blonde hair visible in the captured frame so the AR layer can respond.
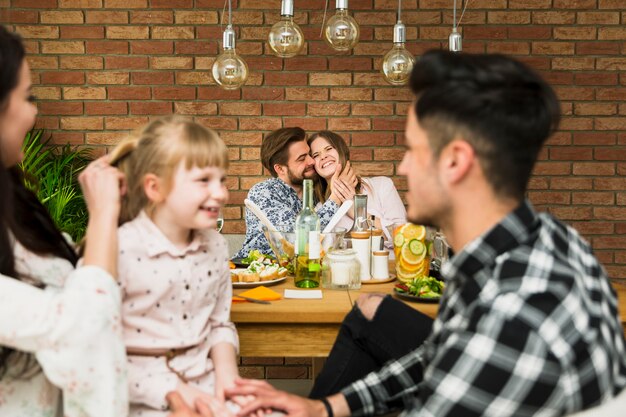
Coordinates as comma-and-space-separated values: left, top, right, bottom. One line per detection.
110, 116, 229, 224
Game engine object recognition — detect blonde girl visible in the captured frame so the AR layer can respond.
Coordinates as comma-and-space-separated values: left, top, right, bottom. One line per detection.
110, 116, 239, 417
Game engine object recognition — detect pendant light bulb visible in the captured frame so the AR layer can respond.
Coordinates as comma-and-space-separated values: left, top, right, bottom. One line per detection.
323, 0, 360, 52
268, 0, 304, 58
449, 0, 462, 52
212, 24, 248, 90
381, 21, 415, 85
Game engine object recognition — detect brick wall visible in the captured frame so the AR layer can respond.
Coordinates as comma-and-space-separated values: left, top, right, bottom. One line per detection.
1, 0, 625, 287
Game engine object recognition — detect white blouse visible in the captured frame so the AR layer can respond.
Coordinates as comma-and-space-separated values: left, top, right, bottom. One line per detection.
0, 239, 128, 417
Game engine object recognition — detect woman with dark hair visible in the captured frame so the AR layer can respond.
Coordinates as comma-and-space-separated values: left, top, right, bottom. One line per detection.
0, 26, 128, 417
308, 131, 406, 240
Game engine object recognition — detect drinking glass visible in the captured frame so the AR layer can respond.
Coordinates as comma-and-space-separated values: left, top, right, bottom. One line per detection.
216, 209, 224, 233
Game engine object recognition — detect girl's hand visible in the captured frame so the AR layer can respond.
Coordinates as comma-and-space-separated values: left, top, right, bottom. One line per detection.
338, 161, 358, 188
79, 155, 125, 220
328, 163, 356, 204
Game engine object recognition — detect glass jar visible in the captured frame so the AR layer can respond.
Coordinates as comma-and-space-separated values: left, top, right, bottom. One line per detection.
321, 249, 361, 290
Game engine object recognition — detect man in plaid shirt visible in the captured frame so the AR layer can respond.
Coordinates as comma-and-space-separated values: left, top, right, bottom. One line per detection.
224, 51, 626, 416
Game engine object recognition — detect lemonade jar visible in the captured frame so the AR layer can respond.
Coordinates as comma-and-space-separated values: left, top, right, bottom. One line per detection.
392, 223, 430, 283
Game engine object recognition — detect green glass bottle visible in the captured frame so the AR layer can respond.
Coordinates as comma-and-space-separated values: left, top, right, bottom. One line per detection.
294, 179, 321, 288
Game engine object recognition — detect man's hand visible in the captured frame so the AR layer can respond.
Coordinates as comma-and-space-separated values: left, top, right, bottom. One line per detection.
166, 391, 213, 417
226, 378, 325, 417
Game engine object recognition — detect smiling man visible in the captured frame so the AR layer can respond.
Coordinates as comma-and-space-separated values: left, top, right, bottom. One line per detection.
235, 127, 345, 258
229, 51, 626, 417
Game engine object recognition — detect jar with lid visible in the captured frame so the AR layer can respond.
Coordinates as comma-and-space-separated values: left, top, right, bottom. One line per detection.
321, 249, 361, 290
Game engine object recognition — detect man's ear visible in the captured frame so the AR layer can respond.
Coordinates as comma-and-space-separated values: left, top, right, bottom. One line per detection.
143, 173, 164, 203
274, 163, 287, 177
439, 139, 476, 185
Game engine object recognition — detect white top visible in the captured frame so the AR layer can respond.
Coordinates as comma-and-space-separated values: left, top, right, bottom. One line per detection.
335, 176, 407, 237
0, 239, 128, 417
118, 211, 238, 414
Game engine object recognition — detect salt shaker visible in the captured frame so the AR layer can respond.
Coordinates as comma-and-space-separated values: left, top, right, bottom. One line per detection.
350, 230, 371, 281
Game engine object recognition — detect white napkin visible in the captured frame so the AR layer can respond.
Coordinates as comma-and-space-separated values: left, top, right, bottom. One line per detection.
284, 289, 323, 299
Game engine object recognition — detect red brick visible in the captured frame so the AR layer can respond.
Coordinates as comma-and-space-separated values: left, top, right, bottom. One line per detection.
577, 11, 620, 25
86, 132, 125, 145
132, 41, 173, 55
244, 57, 283, 71
174, 102, 217, 116
533, 162, 571, 175
283, 118, 327, 131
150, 57, 192, 70
106, 116, 149, 130
199, 87, 242, 101
595, 148, 626, 161
574, 103, 617, 116
351, 133, 394, 146
41, 41, 85, 54
60, 116, 103, 130
106, 26, 148, 39
573, 192, 615, 206
105, 56, 148, 69
60, 26, 104, 39
548, 206, 593, 221
263, 103, 306, 116
265, 73, 308, 86
86, 40, 128, 54
353, 74, 389, 87
49, 132, 84, 145
532, 11, 576, 24
372, 118, 405, 131
152, 26, 195, 40
307, 103, 350, 117
352, 103, 394, 116
132, 72, 174, 85
574, 72, 618, 86
554, 0, 596, 8
487, 42, 530, 55
596, 117, 626, 130
13, 0, 57, 7
153, 87, 195, 100
528, 191, 571, 205
41, 71, 85, 84
594, 208, 626, 221
34, 117, 60, 130
86, 11, 128, 24
130, 102, 172, 115
284, 57, 328, 71
576, 42, 621, 55
28, 56, 59, 70
59, 0, 101, 7
175, 41, 216, 55
285, 87, 328, 101
175, 72, 213, 85
573, 133, 616, 146
130, 11, 172, 24
598, 28, 626, 41
5, 10, 39, 23
15, 25, 59, 39
87, 71, 129, 84
105, 0, 147, 7
221, 132, 262, 146
572, 222, 615, 235
151, 0, 192, 7
597, 58, 626, 71
550, 177, 593, 190
85, 102, 127, 115
108, 86, 151, 100
594, 178, 626, 190
63, 86, 106, 100
549, 147, 593, 160
573, 162, 615, 176
329, 88, 372, 101
239, 118, 282, 131
38, 101, 83, 115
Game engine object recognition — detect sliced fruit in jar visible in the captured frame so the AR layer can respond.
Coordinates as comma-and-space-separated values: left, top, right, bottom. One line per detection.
401, 240, 426, 265
393, 233, 405, 248
402, 224, 426, 241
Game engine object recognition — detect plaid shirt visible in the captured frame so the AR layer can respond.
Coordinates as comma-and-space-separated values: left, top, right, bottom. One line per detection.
234, 178, 338, 259
342, 201, 626, 416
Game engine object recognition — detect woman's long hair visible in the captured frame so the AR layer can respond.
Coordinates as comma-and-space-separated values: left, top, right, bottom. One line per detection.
0, 26, 77, 379
307, 131, 365, 204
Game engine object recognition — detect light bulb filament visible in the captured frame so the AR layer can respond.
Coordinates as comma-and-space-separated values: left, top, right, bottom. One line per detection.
280, 35, 295, 45
335, 27, 349, 39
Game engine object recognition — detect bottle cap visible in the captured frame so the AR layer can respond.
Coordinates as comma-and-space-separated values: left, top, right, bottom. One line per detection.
350, 230, 371, 239
371, 229, 383, 236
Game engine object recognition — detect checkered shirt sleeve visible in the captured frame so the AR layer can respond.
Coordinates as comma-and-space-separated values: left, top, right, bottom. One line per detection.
342, 201, 626, 416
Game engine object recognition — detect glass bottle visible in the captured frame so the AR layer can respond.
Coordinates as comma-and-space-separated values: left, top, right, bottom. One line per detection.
349, 195, 371, 281
294, 179, 321, 288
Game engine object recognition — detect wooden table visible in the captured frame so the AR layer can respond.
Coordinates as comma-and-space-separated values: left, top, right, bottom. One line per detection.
232, 280, 626, 358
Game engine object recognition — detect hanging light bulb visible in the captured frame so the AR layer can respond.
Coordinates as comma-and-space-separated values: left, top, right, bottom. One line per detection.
212, 0, 248, 90
324, 0, 359, 52
381, 0, 415, 85
449, 0, 462, 52
268, 0, 304, 58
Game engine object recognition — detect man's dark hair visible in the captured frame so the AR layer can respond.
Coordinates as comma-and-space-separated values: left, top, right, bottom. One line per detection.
410, 50, 561, 201
261, 127, 307, 177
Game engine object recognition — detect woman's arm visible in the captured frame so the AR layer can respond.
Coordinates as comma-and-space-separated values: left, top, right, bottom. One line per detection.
79, 156, 125, 277
0, 267, 128, 417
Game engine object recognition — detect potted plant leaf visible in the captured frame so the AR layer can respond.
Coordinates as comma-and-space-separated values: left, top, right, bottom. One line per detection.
19, 130, 92, 242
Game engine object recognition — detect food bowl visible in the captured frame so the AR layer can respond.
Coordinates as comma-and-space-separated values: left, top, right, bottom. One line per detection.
262, 225, 348, 268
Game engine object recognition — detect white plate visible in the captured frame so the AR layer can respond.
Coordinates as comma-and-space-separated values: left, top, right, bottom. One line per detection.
231, 268, 287, 288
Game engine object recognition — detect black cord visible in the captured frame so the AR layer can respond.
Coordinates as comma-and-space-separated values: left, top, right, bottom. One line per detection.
321, 397, 334, 417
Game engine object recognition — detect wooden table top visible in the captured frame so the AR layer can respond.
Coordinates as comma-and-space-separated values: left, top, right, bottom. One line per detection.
232, 280, 626, 331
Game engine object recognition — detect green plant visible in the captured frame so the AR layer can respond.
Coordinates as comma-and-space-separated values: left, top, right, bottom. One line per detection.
19, 130, 92, 242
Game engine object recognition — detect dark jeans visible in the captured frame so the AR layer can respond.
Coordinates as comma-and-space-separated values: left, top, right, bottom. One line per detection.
309, 295, 434, 399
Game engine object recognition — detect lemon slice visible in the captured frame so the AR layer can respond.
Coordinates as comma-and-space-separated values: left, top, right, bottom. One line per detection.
402, 224, 426, 241
401, 240, 426, 265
